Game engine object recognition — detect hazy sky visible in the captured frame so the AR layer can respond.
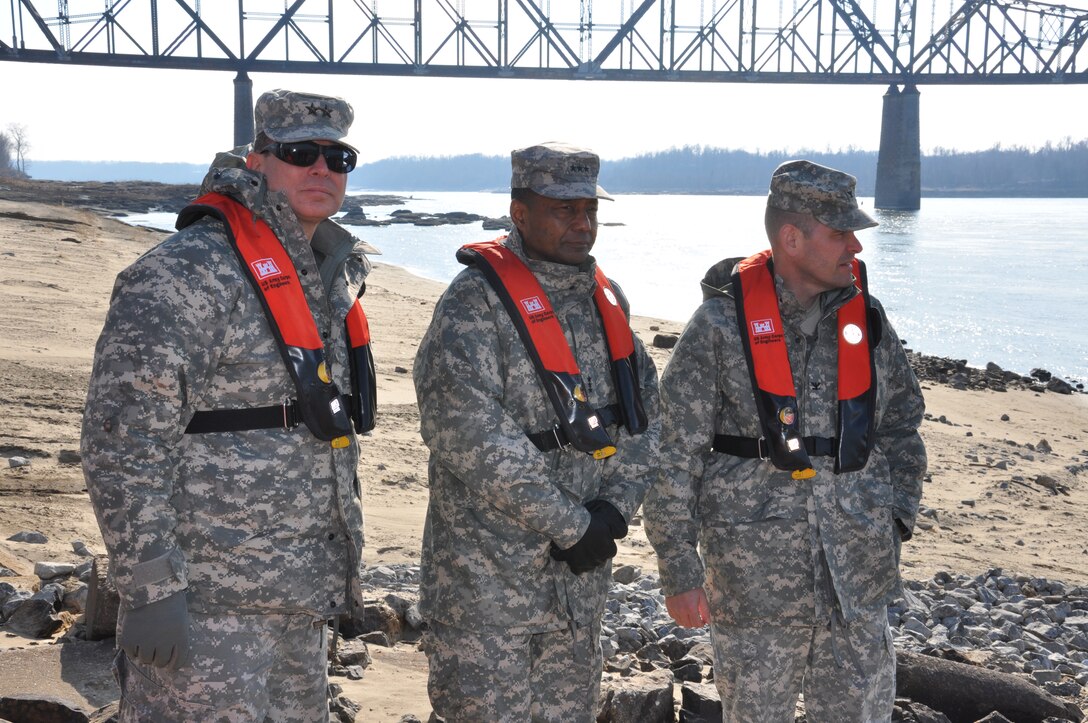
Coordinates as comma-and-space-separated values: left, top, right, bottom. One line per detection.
4, 62, 1086, 165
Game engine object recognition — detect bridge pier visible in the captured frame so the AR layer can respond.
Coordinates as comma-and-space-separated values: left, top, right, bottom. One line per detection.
233, 71, 254, 148
875, 84, 921, 210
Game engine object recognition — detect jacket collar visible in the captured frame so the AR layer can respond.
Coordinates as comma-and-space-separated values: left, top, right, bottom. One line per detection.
504, 227, 599, 304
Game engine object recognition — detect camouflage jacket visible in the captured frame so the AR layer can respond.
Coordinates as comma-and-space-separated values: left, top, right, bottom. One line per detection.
644, 255, 926, 625
81, 149, 371, 616
413, 230, 660, 632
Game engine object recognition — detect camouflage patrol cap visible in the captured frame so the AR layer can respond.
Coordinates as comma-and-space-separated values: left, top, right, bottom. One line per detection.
253, 89, 357, 152
767, 159, 877, 231
511, 142, 613, 201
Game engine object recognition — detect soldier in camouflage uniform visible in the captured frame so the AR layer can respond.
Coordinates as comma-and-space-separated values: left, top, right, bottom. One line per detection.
644, 160, 927, 722
81, 89, 375, 723
413, 142, 661, 722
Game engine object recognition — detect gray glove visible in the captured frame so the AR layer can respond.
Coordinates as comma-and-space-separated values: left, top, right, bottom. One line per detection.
119, 590, 192, 670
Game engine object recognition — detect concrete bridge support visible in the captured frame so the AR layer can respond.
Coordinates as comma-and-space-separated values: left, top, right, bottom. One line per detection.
875, 84, 921, 210
233, 71, 254, 148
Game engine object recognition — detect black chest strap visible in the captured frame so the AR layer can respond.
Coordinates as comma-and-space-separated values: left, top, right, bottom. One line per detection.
185, 395, 354, 434
712, 433, 837, 460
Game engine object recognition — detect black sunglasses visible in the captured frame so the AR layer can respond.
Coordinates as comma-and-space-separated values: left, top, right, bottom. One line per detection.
263, 141, 357, 174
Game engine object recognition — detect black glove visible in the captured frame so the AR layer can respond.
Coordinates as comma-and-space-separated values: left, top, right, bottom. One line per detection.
585, 498, 628, 540
550, 506, 619, 574
119, 590, 192, 670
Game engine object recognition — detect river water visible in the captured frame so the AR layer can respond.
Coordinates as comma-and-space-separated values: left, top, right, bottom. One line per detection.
123, 192, 1088, 383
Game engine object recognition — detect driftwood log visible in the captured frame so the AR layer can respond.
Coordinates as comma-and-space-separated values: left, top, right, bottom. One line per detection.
896, 650, 1083, 723
83, 555, 119, 641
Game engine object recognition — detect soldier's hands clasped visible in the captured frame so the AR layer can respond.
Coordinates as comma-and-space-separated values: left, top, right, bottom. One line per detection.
550, 500, 627, 574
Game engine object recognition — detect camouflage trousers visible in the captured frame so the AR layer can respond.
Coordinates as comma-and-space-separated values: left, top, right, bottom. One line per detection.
709, 606, 895, 723
114, 610, 330, 723
423, 619, 603, 723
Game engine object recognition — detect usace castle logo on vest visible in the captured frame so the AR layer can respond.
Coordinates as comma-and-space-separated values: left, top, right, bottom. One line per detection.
751, 318, 775, 336
252, 258, 282, 279
521, 296, 545, 313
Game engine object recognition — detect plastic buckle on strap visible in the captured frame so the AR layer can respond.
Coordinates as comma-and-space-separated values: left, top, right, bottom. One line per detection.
282, 400, 299, 430
757, 437, 769, 460
548, 426, 566, 450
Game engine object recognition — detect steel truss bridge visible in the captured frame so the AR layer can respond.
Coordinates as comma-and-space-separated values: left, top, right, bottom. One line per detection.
3, 0, 1087, 208
3, 0, 1087, 83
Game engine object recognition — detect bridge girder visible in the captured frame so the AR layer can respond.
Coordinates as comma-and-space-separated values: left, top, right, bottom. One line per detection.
1, 0, 1085, 83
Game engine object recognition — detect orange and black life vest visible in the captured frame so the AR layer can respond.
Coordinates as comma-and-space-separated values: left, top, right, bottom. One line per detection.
716, 249, 876, 475
456, 238, 647, 460
177, 192, 376, 445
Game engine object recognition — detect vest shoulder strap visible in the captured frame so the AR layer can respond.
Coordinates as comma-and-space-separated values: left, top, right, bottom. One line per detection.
178, 192, 367, 444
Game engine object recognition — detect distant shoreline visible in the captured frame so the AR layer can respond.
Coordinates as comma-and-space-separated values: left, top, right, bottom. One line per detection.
4, 177, 1085, 212
19, 139, 1088, 196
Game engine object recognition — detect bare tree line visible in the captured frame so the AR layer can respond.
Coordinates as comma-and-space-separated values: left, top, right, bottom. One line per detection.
6, 130, 1088, 196
0, 124, 30, 178
355, 141, 1088, 197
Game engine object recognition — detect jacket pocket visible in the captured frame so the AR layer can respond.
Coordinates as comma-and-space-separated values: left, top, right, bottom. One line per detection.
699, 466, 814, 624
827, 467, 901, 614
836, 449, 893, 516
